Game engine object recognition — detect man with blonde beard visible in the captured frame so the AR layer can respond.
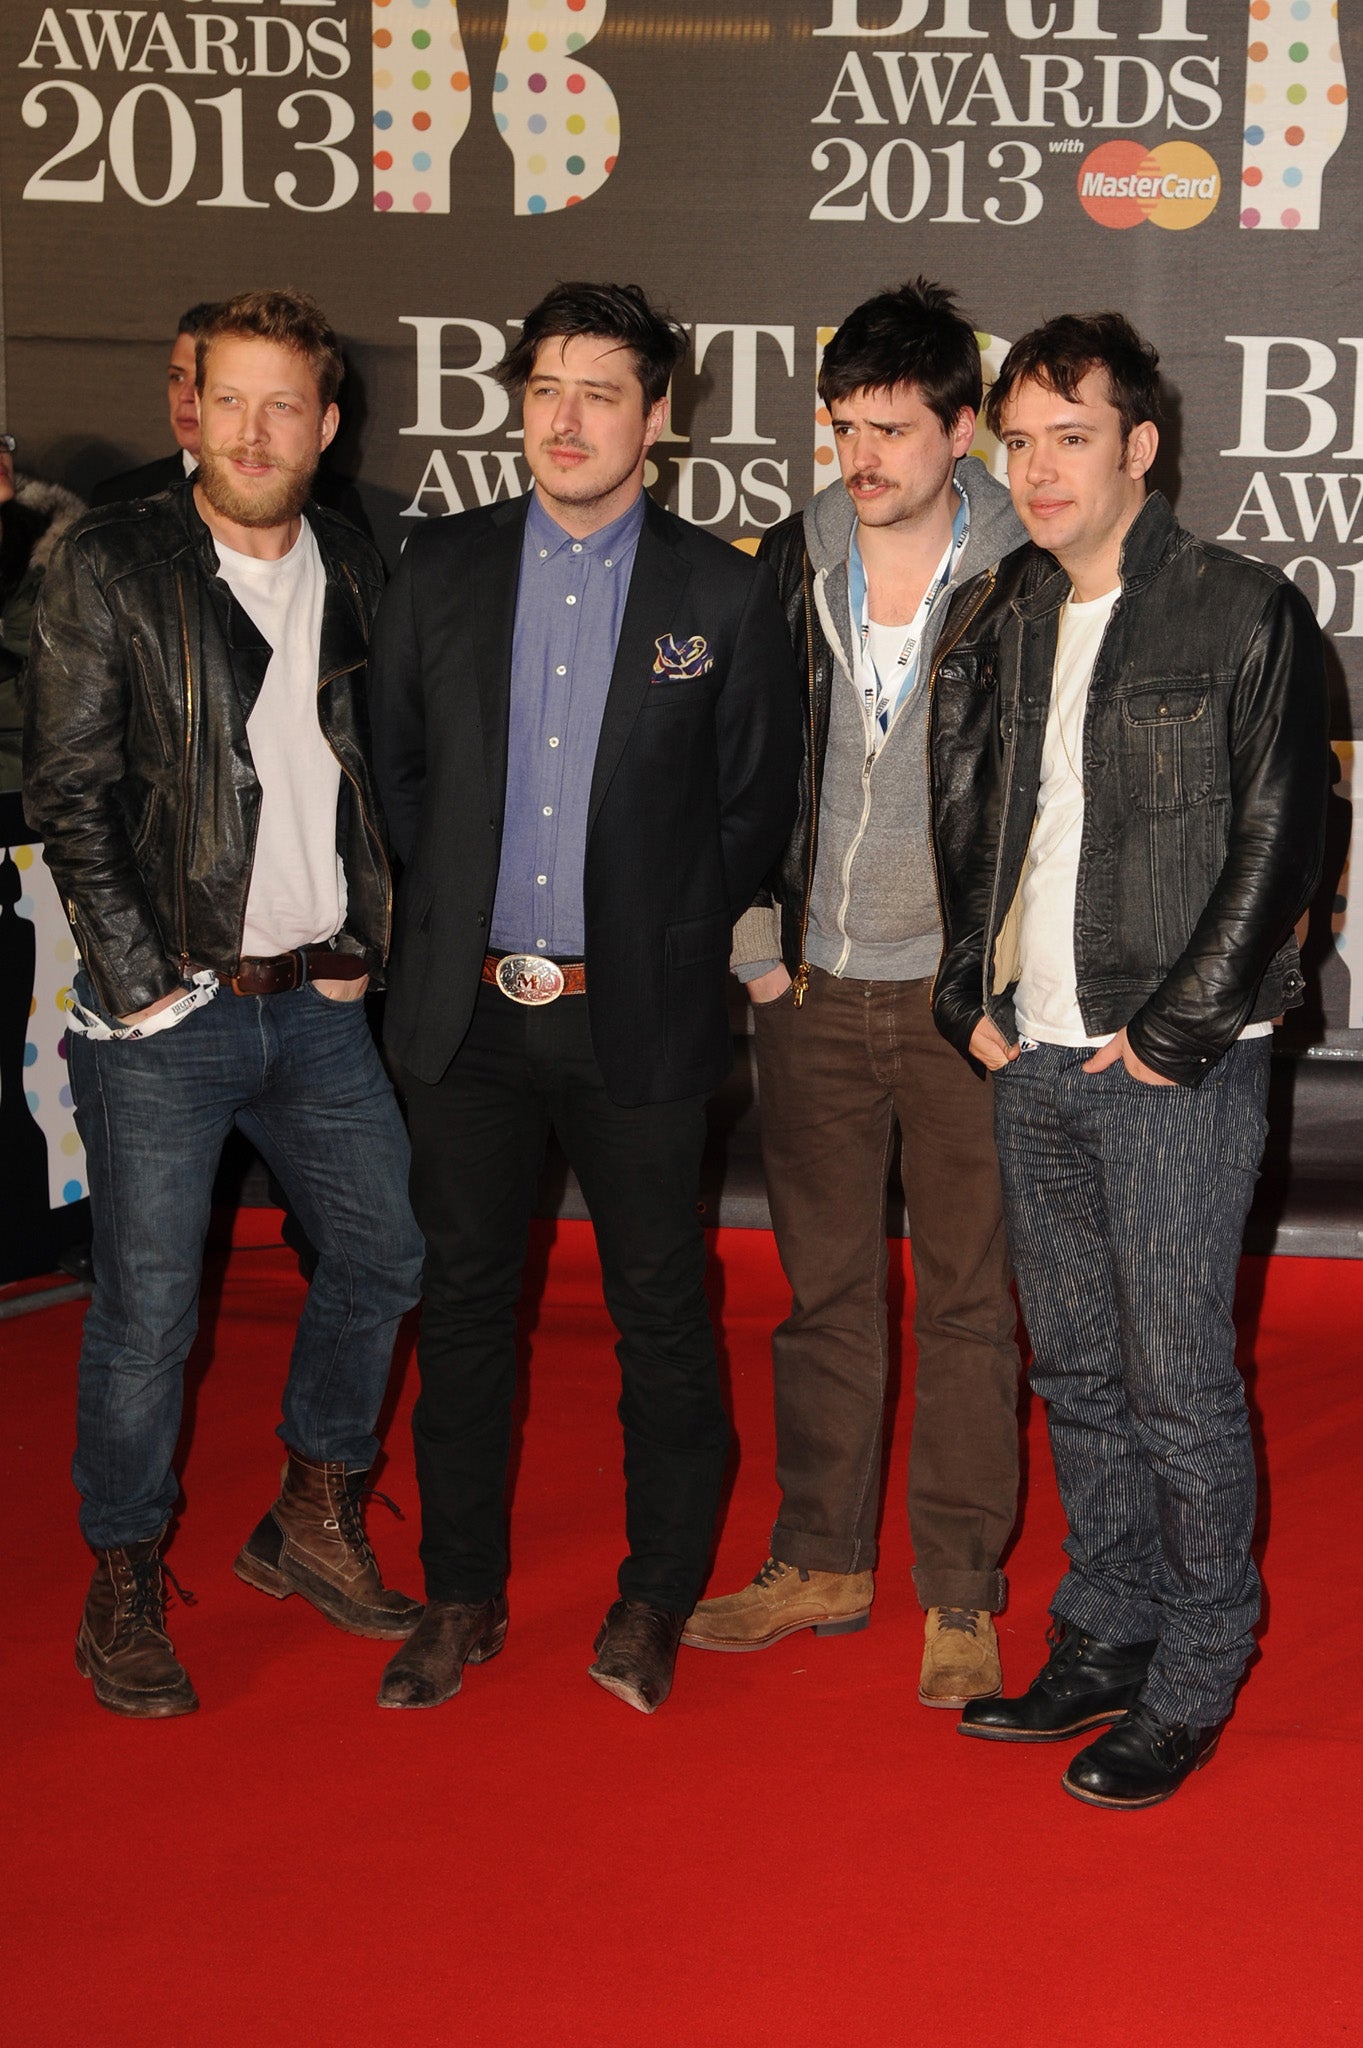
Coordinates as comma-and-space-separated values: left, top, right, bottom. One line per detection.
25, 289, 424, 1719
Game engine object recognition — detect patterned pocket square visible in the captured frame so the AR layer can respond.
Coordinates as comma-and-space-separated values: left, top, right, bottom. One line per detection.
652, 633, 714, 681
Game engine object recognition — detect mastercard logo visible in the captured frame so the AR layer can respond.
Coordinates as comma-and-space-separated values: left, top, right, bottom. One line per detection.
1077, 141, 1221, 230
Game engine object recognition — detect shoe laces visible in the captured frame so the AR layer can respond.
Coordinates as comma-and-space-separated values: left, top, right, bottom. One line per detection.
334, 1476, 403, 1567
935, 1606, 980, 1637
113, 1554, 196, 1643
753, 1557, 809, 1588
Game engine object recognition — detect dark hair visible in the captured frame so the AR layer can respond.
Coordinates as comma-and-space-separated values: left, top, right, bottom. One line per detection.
497, 281, 687, 410
817, 278, 982, 434
176, 302, 221, 339
984, 312, 1160, 445
195, 289, 345, 409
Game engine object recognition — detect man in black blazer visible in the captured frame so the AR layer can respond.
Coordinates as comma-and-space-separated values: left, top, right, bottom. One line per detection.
369, 282, 800, 1714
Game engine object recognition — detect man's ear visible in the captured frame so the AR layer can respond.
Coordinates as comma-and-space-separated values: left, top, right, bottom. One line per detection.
642, 396, 669, 454
320, 402, 340, 455
1126, 418, 1158, 481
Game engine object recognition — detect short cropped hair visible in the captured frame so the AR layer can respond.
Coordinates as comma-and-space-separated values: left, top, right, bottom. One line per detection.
984, 312, 1160, 446
817, 278, 982, 434
497, 281, 687, 410
176, 302, 221, 340
195, 289, 345, 410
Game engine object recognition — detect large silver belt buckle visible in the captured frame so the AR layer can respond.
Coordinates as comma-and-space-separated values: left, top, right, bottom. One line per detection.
494, 953, 565, 1006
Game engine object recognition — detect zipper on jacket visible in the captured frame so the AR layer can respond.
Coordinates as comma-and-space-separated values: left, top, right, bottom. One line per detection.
924, 566, 998, 1003
173, 570, 195, 973
792, 559, 820, 1007
318, 649, 393, 959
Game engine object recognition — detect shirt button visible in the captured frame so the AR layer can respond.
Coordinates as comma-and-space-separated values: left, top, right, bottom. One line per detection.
539, 549, 548, 559
537, 875, 547, 886
604, 559, 613, 568
542, 805, 553, 816
555, 665, 566, 677
565, 594, 577, 606
548, 737, 560, 748
571, 543, 582, 553
536, 939, 547, 950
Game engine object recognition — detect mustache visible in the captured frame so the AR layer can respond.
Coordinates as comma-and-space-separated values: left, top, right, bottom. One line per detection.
209, 445, 307, 476
849, 472, 895, 492
542, 436, 592, 455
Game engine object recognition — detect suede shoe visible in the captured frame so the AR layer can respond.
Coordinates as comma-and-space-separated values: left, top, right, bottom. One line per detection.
376, 1593, 508, 1708
919, 1606, 1002, 1708
589, 1600, 686, 1714
234, 1449, 422, 1640
681, 1557, 873, 1652
75, 1531, 198, 1719
1062, 1704, 1223, 1809
958, 1622, 1157, 1742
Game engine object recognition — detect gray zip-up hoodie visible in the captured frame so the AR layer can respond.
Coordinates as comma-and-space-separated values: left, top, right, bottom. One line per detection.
737, 457, 1025, 983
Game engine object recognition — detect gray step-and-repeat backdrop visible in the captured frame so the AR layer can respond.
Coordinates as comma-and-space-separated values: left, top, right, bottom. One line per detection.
1, 0, 1359, 1264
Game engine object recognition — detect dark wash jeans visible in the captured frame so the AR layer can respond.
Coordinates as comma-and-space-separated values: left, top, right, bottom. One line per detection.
992, 1037, 1270, 1727
69, 974, 424, 1550
396, 982, 729, 1613
754, 967, 1021, 1608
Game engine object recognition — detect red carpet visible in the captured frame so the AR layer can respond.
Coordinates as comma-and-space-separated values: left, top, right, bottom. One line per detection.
5, 1221, 1360, 2047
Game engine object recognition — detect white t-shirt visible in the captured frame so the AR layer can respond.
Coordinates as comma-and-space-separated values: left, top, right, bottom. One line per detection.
214, 522, 346, 957
1015, 585, 1270, 1049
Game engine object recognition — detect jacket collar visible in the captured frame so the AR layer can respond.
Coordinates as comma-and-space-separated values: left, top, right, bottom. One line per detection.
1012, 490, 1185, 620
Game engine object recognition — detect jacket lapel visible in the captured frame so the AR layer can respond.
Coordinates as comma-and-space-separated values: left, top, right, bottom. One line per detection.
587, 498, 689, 838
473, 497, 529, 819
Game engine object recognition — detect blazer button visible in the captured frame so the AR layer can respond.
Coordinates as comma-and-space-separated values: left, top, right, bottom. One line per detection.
477, 913, 486, 926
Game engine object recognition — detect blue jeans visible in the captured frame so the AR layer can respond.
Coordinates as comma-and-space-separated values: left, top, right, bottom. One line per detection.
69, 976, 424, 1549
992, 1038, 1270, 1726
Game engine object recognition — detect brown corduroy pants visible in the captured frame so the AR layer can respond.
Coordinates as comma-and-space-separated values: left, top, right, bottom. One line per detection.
753, 966, 1021, 1610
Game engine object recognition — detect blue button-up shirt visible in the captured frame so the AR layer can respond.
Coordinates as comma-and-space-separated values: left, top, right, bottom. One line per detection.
490, 491, 645, 956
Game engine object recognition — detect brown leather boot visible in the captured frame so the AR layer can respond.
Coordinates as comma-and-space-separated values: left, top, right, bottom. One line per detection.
376, 1594, 508, 1708
75, 1531, 198, 1718
234, 1450, 423, 1640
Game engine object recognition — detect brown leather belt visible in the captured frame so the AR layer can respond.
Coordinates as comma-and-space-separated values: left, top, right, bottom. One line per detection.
224, 947, 370, 997
481, 951, 586, 1004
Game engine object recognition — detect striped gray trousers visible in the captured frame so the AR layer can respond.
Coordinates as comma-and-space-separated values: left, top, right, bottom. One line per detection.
992, 1037, 1270, 1727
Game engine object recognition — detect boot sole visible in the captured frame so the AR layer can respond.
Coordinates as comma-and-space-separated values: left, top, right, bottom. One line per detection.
680, 1610, 870, 1653
75, 1642, 198, 1718
376, 1625, 507, 1710
587, 1665, 666, 1714
233, 1547, 421, 1641
919, 1681, 1003, 1709
956, 1706, 1128, 1743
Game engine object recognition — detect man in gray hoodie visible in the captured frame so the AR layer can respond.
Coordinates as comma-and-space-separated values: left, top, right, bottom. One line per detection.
683, 281, 1027, 1707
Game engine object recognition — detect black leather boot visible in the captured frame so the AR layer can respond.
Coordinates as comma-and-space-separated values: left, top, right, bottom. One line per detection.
1062, 1704, 1223, 1808
957, 1621, 1157, 1742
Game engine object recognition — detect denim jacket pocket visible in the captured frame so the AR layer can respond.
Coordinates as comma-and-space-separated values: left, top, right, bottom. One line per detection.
1121, 682, 1214, 812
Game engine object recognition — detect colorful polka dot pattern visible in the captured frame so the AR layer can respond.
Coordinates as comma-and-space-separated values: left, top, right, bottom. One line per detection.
1241, 0, 1348, 230
494, 0, 619, 216
372, 0, 472, 215
7, 842, 86, 1206
812, 327, 838, 495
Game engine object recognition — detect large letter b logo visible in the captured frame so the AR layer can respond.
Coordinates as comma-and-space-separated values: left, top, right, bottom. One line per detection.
373, 0, 619, 218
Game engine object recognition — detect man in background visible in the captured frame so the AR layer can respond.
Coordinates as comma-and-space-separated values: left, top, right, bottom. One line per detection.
91, 302, 218, 506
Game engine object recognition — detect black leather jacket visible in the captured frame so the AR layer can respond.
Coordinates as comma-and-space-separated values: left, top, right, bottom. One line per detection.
930, 493, 1330, 1086
24, 481, 391, 1017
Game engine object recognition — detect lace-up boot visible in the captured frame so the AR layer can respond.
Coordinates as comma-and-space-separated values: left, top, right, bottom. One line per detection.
1062, 1704, 1224, 1809
76, 1529, 198, 1718
234, 1449, 422, 1640
958, 1621, 1157, 1742
681, 1556, 873, 1652
589, 1600, 687, 1713
919, 1605, 1002, 1707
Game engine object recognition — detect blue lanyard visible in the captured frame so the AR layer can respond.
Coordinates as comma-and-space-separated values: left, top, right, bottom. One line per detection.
849, 490, 968, 740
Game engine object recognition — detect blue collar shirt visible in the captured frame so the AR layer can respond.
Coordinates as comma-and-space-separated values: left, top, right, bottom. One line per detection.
490, 490, 645, 957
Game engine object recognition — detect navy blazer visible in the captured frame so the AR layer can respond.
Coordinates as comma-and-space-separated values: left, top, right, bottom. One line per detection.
368, 490, 801, 1105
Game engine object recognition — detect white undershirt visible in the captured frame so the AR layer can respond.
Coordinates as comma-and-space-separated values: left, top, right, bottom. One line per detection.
214, 522, 346, 956
1015, 585, 1270, 1049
